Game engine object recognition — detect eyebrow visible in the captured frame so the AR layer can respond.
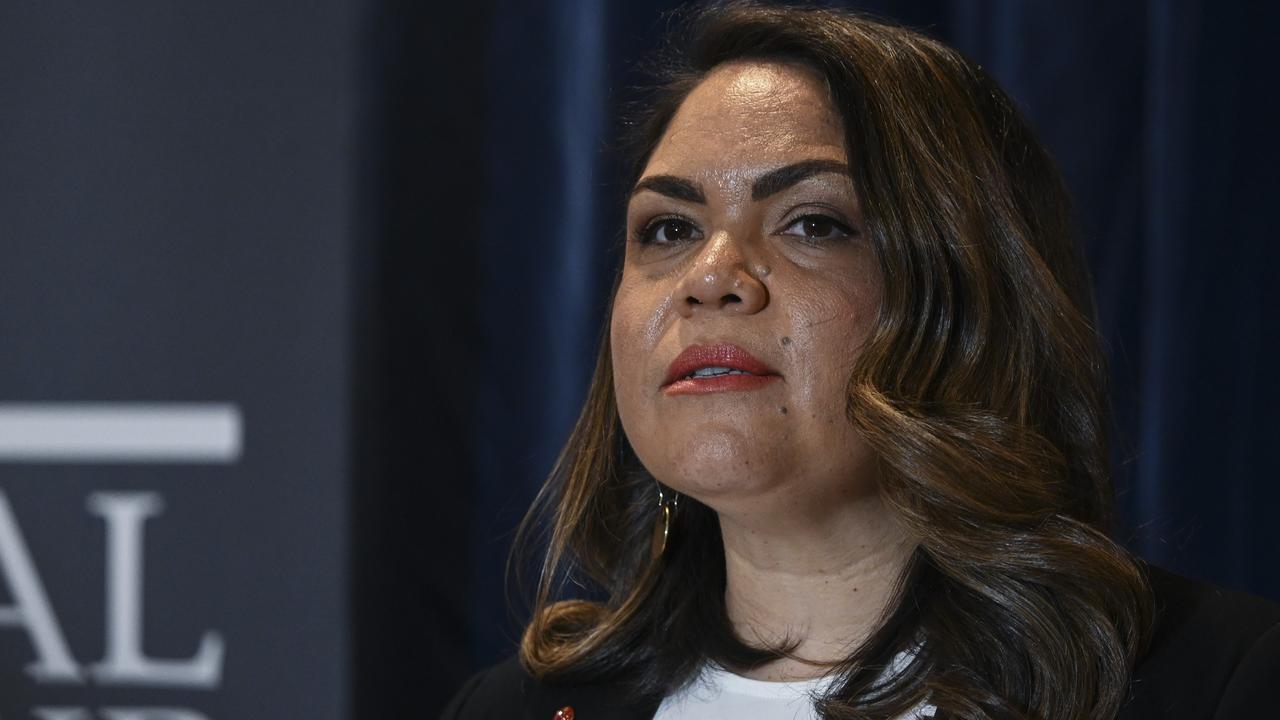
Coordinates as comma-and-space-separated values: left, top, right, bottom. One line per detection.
630, 175, 706, 204
750, 159, 850, 201
629, 159, 851, 204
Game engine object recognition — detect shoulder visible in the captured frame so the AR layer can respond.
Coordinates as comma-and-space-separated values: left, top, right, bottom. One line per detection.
440, 655, 531, 719
440, 654, 660, 720
1118, 564, 1280, 719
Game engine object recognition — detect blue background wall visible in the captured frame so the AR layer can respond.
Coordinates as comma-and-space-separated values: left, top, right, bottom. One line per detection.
2, 1, 1276, 718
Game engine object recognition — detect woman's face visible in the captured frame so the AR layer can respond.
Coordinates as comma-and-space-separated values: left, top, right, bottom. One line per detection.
612, 61, 885, 520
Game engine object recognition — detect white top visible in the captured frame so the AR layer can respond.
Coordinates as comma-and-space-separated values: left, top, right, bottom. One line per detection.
654, 652, 936, 720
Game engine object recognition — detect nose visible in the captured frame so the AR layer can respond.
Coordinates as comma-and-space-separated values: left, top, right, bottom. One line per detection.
674, 230, 768, 318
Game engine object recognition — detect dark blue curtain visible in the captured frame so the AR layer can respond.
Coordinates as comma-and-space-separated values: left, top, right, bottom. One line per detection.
354, 2, 1280, 715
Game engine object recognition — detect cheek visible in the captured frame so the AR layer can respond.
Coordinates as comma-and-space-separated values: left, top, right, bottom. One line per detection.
777, 274, 882, 473
609, 309, 637, 421
610, 304, 674, 490
785, 291, 874, 411
609, 272, 680, 369
609, 282, 662, 430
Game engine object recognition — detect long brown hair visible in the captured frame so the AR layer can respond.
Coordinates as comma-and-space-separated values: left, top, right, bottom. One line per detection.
513, 3, 1153, 718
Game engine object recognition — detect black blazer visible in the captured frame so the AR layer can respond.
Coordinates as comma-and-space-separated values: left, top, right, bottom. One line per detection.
443, 566, 1280, 719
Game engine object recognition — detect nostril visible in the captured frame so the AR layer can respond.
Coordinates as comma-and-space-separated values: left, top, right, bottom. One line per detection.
722, 293, 742, 304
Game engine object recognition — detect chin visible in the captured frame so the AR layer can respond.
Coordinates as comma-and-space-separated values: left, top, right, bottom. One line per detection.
650, 429, 788, 501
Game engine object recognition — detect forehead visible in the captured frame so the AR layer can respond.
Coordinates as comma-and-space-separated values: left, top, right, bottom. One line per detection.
643, 60, 847, 181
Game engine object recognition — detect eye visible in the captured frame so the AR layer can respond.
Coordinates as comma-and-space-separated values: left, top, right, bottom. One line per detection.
780, 214, 856, 242
637, 217, 703, 245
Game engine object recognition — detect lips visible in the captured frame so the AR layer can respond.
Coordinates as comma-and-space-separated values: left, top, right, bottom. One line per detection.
662, 343, 781, 396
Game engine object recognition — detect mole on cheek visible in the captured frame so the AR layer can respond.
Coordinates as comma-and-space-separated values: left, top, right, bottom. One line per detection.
780, 336, 792, 346
779, 406, 788, 415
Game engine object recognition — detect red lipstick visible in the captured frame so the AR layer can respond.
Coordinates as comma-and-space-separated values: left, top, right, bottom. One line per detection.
662, 343, 781, 396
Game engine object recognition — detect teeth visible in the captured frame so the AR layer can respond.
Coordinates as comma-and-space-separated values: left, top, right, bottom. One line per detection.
687, 366, 752, 379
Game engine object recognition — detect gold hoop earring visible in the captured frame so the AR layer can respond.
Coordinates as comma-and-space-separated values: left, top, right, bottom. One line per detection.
650, 484, 680, 561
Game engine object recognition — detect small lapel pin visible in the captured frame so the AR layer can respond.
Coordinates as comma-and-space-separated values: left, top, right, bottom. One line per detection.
554, 707, 575, 720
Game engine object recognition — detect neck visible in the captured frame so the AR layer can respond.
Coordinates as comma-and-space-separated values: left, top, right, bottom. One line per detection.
717, 492, 914, 681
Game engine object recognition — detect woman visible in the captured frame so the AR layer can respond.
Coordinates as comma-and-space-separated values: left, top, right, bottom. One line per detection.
445, 3, 1280, 718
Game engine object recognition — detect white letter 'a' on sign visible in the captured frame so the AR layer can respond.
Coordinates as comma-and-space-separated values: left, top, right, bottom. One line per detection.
0, 490, 83, 682
86, 493, 224, 688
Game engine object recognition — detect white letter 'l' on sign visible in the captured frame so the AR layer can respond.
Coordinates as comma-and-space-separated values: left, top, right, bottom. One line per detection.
87, 492, 225, 688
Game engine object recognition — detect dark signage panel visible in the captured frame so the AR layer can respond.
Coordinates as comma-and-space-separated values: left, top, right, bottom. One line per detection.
0, 2, 356, 717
